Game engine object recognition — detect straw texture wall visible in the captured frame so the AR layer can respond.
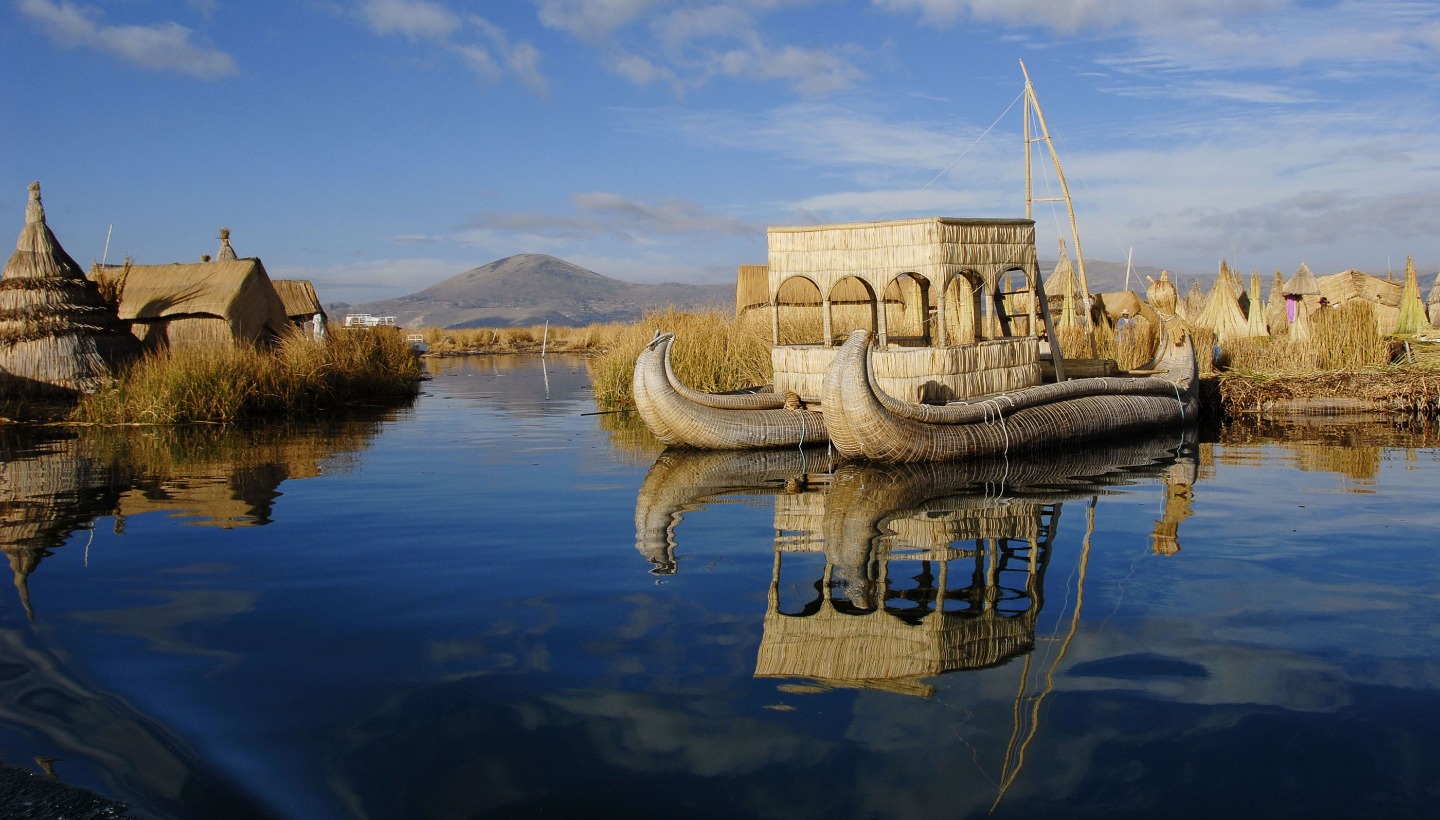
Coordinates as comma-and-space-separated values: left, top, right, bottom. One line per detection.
0, 183, 139, 396
272, 279, 324, 324
736, 264, 770, 316
773, 337, 1040, 403
768, 218, 1037, 298
107, 258, 290, 349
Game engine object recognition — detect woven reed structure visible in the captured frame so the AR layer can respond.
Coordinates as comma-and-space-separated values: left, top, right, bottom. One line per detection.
633, 332, 828, 449
1396, 256, 1431, 335
272, 278, 325, 328
216, 226, 238, 261
764, 217, 1049, 403
1428, 269, 1440, 328
0, 183, 139, 396
1265, 269, 1287, 333
97, 255, 290, 350
1245, 272, 1269, 337
766, 218, 1043, 349
821, 323, 1197, 464
1193, 266, 1249, 342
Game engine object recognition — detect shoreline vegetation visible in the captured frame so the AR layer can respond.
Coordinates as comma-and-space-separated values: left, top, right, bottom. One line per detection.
8, 304, 1436, 428
4, 327, 422, 426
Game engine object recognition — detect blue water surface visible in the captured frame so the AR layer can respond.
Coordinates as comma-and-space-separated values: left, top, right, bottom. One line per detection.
0, 354, 1437, 819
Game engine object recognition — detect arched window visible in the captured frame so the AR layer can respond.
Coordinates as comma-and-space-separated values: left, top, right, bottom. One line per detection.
774, 276, 823, 345
883, 272, 932, 347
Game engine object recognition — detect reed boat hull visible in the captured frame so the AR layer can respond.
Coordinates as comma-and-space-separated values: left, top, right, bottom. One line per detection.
633, 332, 828, 449
821, 328, 1198, 463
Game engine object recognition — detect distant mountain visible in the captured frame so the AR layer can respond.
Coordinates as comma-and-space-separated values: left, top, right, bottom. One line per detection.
329, 253, 1210, 330
330, 254, 733, 329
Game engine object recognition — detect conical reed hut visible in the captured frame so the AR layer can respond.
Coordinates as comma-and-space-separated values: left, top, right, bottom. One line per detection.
1180, 279, 1205, 320
1246, 272, 1269, 337
1266, 269, 1287, 333
0, 182, 139, 397
1396, 256, 1431, 335
1193, 262, 1249, 342
1282, 261, 1321, 325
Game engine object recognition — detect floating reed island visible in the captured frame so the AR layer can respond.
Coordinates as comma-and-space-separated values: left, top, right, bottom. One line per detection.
0, 183, 420, 425
595, 242, 1440, 435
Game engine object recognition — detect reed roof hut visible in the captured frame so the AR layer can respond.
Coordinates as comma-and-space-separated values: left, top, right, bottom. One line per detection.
1193, 266, 1249, 342
1396, 256, 1431, 335
101, 255, 290, 350
1265, 269, 1287, 333
272, 279, 325, 327
1246, 272, 1269, 337
0, 183, 139, 396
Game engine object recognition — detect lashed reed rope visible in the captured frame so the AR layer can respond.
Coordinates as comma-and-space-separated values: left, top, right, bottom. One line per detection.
821, 327, 1197, 463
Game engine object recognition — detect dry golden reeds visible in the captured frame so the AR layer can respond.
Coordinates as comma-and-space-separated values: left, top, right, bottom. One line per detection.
71, 326, 420, 424
588, 308, 772, 409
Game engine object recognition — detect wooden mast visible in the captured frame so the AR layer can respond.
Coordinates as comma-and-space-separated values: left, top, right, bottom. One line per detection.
1020, 60, 1092, 328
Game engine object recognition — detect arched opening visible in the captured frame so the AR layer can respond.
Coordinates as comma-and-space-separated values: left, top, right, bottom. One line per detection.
774, 276, 823, 345
828, 276, 878, 345
943, 271, 986, 344
883, 272, 932, 347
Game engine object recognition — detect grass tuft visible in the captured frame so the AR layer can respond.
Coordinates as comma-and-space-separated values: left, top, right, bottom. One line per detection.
71, 327, 420, 425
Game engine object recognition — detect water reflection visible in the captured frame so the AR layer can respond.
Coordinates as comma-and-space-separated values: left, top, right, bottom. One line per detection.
634, 433, 1199, 698
1213, 415, 1439, 488
0, 420, 390, 621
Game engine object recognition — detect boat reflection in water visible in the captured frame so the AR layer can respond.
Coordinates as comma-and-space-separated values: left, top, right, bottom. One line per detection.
635, 433, 1199, 698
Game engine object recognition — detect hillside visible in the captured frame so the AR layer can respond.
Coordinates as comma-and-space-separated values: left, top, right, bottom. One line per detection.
330, 252, 1204, 330
331, 254, 733, 329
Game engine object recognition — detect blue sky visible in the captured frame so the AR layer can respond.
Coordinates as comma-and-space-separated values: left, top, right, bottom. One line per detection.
6, 0, 1440, 304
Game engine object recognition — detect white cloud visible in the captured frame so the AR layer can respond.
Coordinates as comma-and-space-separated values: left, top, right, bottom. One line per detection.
353, 4, 550, 96
18, 0, 238, 79
533, 0, 661, 41
359, 0, 461, 40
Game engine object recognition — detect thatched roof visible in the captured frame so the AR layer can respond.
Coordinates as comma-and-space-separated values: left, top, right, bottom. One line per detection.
1193, 271, 1249, 342
1283, 261, 1321, 296
1265, 270, 1287, 332
101, 257, 290, 347
1246, 272, 1269, 337
272, 279, 324, 322
0, 182, 138, 396
1396, 256, 1430, 335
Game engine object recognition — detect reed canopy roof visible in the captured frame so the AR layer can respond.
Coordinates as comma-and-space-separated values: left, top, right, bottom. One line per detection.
99, 257, 290, 346
1283, 261, 1321, 296
767, 217, 1038, 298
272, 279, 325, 321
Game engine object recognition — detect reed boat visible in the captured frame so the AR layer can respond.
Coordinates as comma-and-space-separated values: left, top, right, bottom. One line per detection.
633, 64, 1166, 455
632, 331, 828, 449
820, 320, 1198, 464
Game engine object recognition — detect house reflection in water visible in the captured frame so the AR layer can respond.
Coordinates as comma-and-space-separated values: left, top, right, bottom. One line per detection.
0, 421, 386, 620
634, 435, 1200, 697
758, 463, 1057, 697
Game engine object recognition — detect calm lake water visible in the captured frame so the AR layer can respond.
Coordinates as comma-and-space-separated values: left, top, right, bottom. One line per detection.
1, 354, 1438, 819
